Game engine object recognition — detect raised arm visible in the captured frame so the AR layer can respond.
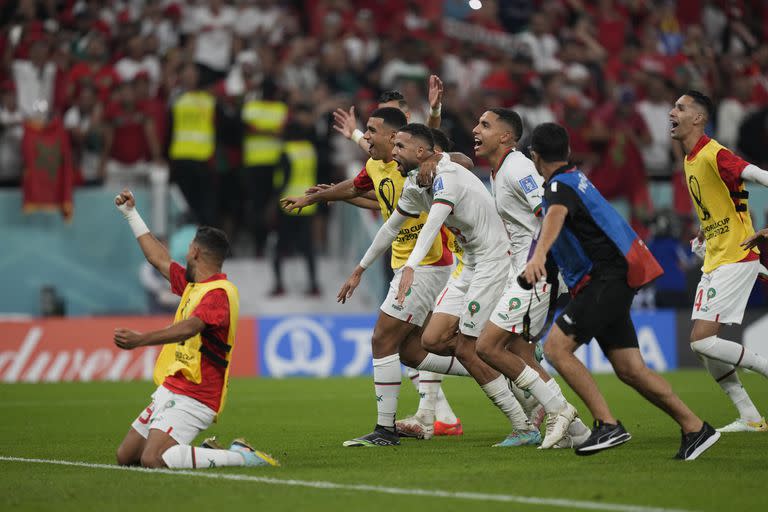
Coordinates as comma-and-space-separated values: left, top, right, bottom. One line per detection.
115, 189, 172, 281
427, 74, 443, 129
333, 106, 371, 153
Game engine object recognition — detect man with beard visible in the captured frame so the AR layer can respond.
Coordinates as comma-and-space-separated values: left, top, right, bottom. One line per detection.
113, 189, 278, 469
338, 123, 567, 447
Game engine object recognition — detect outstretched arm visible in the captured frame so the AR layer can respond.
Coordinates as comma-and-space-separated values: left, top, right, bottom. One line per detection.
282, 178, 363, 212
114, 317, 205, 350
337, 210, 409, 303
741, 164, 768, 186
115, 189, 172, 281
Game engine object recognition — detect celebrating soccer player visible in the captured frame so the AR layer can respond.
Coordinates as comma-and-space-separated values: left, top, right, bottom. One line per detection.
113, 190, 278, 469
671, 90, 768, 433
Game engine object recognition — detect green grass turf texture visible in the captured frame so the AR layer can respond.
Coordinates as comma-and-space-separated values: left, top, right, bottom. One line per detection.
0, 370, 765, 512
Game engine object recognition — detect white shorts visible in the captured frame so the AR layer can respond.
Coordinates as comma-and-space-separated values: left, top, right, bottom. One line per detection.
691, 260, 759, 325
380, 265, 451, 327
490, 268, 561, 336
131, 386, 216, 445
433, 256, 510, 338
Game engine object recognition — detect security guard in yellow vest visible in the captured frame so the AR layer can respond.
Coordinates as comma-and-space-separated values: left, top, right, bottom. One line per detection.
270, 104, 321, 296
114, 189, 279, 469
241, 92, 289, 254
168, 65, 217, 225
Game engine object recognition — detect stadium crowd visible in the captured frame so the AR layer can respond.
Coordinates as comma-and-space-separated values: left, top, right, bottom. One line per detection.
2, 0, 768, 305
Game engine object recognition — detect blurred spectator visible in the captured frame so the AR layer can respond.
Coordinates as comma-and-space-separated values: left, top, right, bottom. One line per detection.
717, 72, 755, 148
271, 104, 321, 297
168, 64, 217, 227
12, 36, 56, 118
115, 34, 161, 90
63, 83, 103, 186
240, 75, 288, 255
636, 73, 674, 177
66, 34, 119, 105
187, 0, 237, 87
0, 81, 24, 186
380, 39, 429, 90
517, 12, 560, 73
513, 84, 555, 149
647, 212, 699, 308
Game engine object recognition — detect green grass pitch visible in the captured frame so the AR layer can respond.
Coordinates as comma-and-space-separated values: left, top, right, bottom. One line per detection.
0, 370, 765, 512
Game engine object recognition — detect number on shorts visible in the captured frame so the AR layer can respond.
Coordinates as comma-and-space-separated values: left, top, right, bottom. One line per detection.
137, 405, 153, 425
694, 289, 704, 311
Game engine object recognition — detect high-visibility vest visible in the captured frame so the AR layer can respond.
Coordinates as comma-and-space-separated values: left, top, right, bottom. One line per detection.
278, 140, 318, 216
153, 278, 239, 415
242, 100, 288, 167
169, 91, 215, 161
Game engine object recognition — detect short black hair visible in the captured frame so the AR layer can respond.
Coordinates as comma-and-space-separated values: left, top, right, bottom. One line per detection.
684, 90, 714, 119
378, 90, 407, 109
489, 108, 523, 142
430, 128, 453, 152
194, 226, 231, 265
398, 123, 434, 150
530, 123, 569, 162
370, 107, 407, 130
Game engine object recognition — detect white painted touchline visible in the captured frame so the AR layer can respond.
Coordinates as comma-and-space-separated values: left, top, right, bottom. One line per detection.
0, 456, 694, 512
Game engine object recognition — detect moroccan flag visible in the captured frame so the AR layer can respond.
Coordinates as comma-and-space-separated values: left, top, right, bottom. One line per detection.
21, 117, 74, 220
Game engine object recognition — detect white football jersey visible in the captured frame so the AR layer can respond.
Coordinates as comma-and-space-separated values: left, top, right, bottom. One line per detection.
490, 150, 544, 269
399, 155, 510, 266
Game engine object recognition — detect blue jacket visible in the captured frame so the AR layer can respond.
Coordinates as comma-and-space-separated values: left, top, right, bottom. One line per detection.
542, 169, 662, 291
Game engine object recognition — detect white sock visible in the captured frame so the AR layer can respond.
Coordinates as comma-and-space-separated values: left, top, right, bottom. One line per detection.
406, 367, 420, 390
373, 354, 402, 428
162, 445, 245, 469
481, 375, 530, 431
691, 336, 768, 377
508, 378, 539, 415
514, 366, 566, 414
417, 353, 470, 376
568, 417, 591, 437
435, 387, 458, 424
416, 371, 441, 423
701, 356, 762, 422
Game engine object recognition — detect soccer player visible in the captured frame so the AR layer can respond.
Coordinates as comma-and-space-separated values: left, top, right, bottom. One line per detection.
471, 108, 591, 448
113, 190, 278, 468
670, 90, 768, 432
523, 123, 720, 460
283, 109, 469, 446
341, 123, 545, 446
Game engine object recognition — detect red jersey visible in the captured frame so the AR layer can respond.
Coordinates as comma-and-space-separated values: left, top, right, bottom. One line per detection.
105, 102, 149, 164
163, 262, 231, 412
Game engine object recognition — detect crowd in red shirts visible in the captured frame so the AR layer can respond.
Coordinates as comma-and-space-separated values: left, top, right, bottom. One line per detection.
1, 0, 767, 238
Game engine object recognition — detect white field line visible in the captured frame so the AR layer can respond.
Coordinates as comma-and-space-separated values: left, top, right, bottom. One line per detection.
0, 455, 694, 512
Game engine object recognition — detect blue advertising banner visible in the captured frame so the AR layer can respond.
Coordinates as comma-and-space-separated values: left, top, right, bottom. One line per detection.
258, 314, 377, 377
541, 310, 678, 374
257, 310, 678, 377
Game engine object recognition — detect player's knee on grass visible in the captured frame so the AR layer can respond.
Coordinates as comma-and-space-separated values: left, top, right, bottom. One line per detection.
116, 445, 139, 466
140, 449, 167, 469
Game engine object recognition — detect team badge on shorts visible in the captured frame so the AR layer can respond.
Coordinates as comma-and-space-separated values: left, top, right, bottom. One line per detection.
509, 298, 521, 310
468, 301, 480, 316
707, 288, 716, 299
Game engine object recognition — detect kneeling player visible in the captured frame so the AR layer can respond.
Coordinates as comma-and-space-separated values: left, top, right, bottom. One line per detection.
113, 190, 278, 469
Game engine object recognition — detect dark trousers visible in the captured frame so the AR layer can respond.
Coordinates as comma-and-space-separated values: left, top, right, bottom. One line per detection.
170, 159, 216, 226
273, 213, 318, 290
241, 165, 276, 254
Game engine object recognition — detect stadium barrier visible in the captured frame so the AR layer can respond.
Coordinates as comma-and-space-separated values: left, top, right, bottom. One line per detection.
2, 310, 767, 382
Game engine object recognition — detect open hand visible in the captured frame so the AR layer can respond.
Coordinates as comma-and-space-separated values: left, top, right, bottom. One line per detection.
396, 266, 415, 304
337, 267, 364, 304
280, 195, 310, 213
305, 183, 333, 195
428, 75, 444, 110
741, 228, 768, 250
332, 106, 357, 139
